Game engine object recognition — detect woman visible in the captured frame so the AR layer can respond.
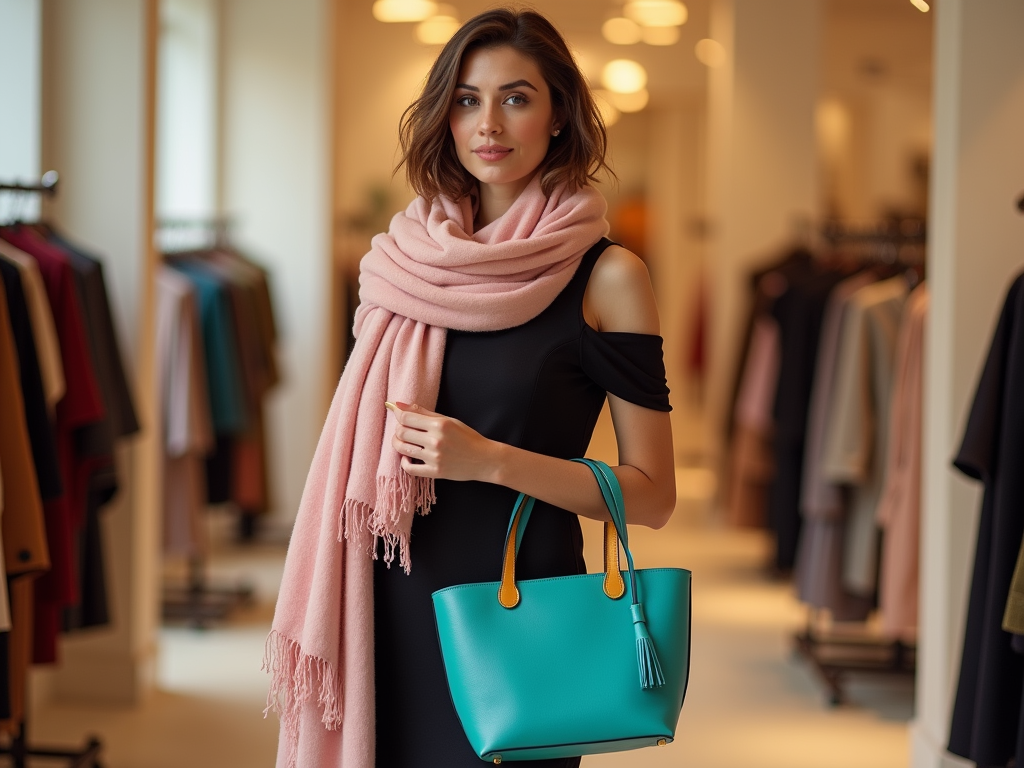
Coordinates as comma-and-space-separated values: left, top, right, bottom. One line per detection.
267, 9, 676, 768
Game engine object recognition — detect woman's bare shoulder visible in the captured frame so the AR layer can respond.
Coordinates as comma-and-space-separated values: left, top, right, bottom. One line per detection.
582, 244, 661, 335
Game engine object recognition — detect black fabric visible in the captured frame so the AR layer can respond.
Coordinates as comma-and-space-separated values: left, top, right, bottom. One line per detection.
766, 263, 849, 571
949, 271, 1024, 767
0, 258, 62, 500
374, 238, 670, 768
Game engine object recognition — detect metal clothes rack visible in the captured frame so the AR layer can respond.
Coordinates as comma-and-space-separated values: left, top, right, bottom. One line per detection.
0, 172, 105, 766
793, 610, 916, 707
789, 219, 924, 707
157, 216, 255, 629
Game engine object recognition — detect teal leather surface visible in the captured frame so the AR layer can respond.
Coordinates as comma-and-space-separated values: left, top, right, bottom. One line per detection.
432, 459, 691, 761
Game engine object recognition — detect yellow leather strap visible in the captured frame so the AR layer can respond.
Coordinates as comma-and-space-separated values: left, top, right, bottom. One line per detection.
499, 507, 626, 608
603, 522, 625, 599
498, 509, 522, 608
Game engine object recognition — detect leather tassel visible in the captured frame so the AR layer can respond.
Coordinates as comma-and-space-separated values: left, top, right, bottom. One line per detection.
630, 604, 665, 689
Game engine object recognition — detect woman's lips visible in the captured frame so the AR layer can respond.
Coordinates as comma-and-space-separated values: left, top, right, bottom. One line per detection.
473, 145, 513, 161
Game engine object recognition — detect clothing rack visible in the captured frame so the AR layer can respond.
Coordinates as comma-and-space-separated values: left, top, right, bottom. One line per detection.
0, 171, 59, 196
0, 172, 106, 767
821, 219, 927, 266
793, 610, 915, 706
156, 216, 256, 628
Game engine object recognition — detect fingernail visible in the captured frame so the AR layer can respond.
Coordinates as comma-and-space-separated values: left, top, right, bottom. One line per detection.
384, 401, 398, 412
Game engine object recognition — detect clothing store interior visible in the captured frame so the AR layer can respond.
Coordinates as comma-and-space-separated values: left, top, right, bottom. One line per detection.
0, 0, 1022, 766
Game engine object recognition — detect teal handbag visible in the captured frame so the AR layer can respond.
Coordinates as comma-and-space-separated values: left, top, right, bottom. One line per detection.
431, 458, 691, 764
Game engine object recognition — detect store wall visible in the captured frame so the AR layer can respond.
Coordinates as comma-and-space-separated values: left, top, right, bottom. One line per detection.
0, 0, 42, 221
704, 0, 821, 453
220, 0, 332, 532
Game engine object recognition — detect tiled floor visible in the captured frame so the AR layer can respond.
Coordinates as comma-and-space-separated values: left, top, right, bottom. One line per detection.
28, 490, 912, 768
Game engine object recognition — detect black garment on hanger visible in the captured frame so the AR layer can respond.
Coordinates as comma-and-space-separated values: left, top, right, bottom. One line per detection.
949, 270, 1024, 768
767, 262, 849, 571
0, 258, 62, 500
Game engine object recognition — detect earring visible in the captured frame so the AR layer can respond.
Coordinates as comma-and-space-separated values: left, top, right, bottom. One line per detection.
552, 128, 561, 136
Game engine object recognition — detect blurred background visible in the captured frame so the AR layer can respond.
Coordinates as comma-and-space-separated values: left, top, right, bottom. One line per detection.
0, 0, 1022, 766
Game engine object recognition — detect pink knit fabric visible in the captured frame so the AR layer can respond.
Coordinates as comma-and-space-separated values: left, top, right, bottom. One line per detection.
265, 175, 609, 767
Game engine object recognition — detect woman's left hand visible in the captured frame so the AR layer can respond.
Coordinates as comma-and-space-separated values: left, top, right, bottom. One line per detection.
390, 402, 498, 482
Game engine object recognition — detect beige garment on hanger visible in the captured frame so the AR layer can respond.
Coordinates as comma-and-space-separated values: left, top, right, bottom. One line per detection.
877, 283, 928, 640
822, 276, 909, 597
0, 238, 66, 412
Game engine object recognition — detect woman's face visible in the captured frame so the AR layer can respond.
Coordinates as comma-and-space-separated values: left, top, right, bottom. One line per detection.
449, 45, 559, 198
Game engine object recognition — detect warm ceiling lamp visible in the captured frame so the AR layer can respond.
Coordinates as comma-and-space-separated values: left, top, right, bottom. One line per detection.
606, 88, 649, 113
694, 38, 726, 68
417, 6, 460, 43
601, 59, 648, 94
909, 0, 929, 11
372, 0, 437, 23
624, 0, 688, 28
602, 17, 642, 45
642, 26, 680, 46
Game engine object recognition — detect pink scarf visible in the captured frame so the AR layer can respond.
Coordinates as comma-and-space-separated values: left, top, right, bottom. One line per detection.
265, 175, 608, 767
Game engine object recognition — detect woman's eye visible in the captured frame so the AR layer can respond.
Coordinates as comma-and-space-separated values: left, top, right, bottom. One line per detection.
504, 94, 528, 106
455, 95, 479, 107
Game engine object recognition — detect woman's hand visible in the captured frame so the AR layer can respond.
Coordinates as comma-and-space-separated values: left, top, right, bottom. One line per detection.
389, 402, 499, 483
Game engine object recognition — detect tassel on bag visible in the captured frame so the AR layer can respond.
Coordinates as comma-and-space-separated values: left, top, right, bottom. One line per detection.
630, 603, 665, 689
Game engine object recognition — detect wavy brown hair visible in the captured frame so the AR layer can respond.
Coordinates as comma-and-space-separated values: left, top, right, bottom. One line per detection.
397, 7, 612, 201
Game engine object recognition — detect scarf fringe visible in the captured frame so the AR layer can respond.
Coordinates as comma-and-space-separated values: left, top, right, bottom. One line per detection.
336, 475, 436, 574
263, 630, 343, 767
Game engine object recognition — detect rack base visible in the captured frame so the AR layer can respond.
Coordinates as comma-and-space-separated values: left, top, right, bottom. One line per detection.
0, 729, 103, 768
793, 625, 916, 706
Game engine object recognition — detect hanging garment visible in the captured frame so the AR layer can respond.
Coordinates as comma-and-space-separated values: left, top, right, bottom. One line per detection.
167, 258, 249, 506
0, 240, 65, 411
821, 276, 908, 598
875, 282, 928, 640
49, 235, 139, 631
948, 271, 1024, 768
767, 262, 850, 571
0, 273, 50, 580
727, 316, 780, 528
156, 266, 215, 556
795, 270, 877, 621
0, 226, 106, 664
0, 259, 62, 504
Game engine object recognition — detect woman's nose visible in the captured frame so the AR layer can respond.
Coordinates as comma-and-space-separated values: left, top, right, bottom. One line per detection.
477, 103, 502, 134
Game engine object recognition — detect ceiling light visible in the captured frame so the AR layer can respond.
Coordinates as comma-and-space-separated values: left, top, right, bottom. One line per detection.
594, 90, 621, 127
606, 88, 649, 113
602, 17, 642, 45
372, 0, 437, 23
694, 38, 726, 68
642, 26, 680, 46
624, 1, 688, 28
909, 0, 929, 11
416, 8, 460, 44
601, 59, 648, 94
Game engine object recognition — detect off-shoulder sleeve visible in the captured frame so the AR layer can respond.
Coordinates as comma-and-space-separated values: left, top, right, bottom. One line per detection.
581, 324, 672, 411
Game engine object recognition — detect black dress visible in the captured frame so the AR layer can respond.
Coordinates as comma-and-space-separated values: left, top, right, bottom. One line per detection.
373, 238, 672, 768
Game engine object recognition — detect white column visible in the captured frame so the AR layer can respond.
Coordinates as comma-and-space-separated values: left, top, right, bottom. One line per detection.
913, 1, 1024, 766
39, 0, 160, 705
220, 0, 332, 533
704, 0, 822, 452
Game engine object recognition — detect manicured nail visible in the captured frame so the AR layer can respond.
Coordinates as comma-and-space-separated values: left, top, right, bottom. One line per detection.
384, 401, 398, 412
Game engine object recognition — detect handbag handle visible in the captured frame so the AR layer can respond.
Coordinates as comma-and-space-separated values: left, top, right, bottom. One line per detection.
498, 459, 633, 610
496, 458, 666, 689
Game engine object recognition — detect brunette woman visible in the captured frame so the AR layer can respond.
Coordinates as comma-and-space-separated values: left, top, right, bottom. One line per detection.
268, 9, 676, 768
